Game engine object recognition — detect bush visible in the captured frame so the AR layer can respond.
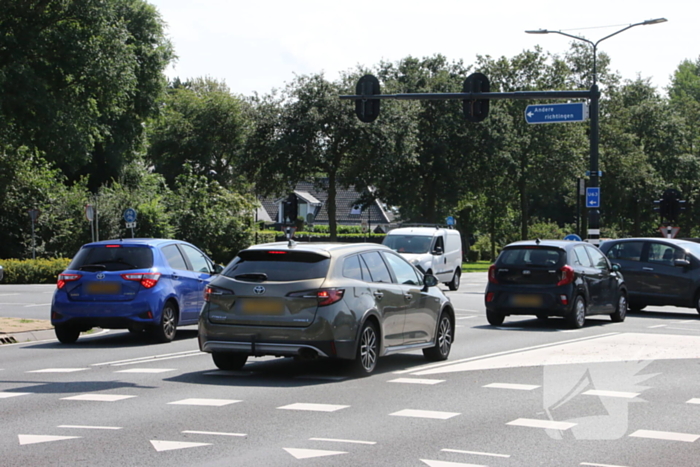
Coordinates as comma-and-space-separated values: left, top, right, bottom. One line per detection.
2, 258, 71, 284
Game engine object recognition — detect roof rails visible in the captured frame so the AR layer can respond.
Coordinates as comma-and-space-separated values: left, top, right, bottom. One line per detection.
399, 223, 453, 229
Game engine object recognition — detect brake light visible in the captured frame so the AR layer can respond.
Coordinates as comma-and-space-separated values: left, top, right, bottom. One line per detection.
105, 244, 121, 248
317, 289, 344, 306
486, 292, 495, 302
488, 264, 498, 284
57, 273, 82, 289
121, 272, 161, 288
204, 286, 213, 302
557, 265, 575, 286
268, 251, 287, 255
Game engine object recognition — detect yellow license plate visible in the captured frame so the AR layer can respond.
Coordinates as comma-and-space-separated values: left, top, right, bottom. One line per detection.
240, 299, 284, 315
512, 294, 543, 307
85, 282, 121, 295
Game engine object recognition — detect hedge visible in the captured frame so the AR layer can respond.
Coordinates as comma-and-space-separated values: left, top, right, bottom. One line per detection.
1, 258, 71, 284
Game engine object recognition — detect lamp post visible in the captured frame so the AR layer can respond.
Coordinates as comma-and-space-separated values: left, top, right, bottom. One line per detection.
526, 18, 667, 244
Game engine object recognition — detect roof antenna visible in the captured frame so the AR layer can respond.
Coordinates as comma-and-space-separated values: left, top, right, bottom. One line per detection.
535, 238, 541, 245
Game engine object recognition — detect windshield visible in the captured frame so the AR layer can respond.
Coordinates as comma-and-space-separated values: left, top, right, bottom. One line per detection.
382, 235, 433, 254
223, 249, 330, 281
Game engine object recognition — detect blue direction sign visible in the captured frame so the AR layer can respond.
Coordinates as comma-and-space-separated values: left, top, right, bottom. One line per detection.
123, 208, 137, 223
446, 216, 455, 226
525, 102, 588, 124
564, 234, 582, 241
586, 187, 600, 208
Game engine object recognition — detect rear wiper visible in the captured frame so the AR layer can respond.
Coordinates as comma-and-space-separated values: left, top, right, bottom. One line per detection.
78, 264, 106, 271
234, 273, 268, 282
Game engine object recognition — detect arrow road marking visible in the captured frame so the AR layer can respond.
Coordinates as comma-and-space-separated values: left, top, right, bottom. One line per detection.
283, 448, 347, 459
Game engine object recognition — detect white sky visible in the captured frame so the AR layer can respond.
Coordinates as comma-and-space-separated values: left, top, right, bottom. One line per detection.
148, 0, 697, 97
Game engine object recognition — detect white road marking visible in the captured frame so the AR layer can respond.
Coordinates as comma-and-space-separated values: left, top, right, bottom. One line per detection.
0, 293, 20, 296
629, 429, 700, 442
310, 437, 376, 445
169, 398, 241, 407
507, 418, 576, 430
18, 434, 82, 445
183, 430, 246, 437
421, 460, 486, 467
412, 332, 700, 376
648, 325, 667, 329
582, 389, 639, 399
115, 368, 175, 374
92, 350, 202, 366
58, 425, 122, 430
278, 403, 349, 412
441, 448, 510, 458
28, 368, 89, 373
686, 398, 700, 404
483, 383, 539, 391
150, 440, 212, 452
456, 316, 476, 320
62, 394, 136, 402
666, 327, 700, 332
0, 392, 31, 398
23, 303, 51, 307
394, 332, 620, 375
389, 378, 445, 385
284, 448, 347, 459
390, 409, 460, 420
581, 463, 630, 467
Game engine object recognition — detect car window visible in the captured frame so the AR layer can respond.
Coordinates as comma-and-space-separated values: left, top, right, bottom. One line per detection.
605, 241, 643, 261
180, 244, 212, 273
382, 235, 432, 254
223, 250, 330, 281
571, 245, 593, 267
383, 252, 422, 286
68, 245, 153, 271
360, 251, 392, 283
162, 244, 188, 270
342, 255, 364, 281
433, 236, 444, 253
585, 246, 609, 270
648, 243, 676, 266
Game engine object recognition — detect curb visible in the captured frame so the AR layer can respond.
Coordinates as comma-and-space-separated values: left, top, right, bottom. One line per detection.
0, 328, 56, 345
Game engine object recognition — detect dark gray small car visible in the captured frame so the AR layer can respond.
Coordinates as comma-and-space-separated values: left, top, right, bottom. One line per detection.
600, 237, 700, 314
198, 242, 455, 375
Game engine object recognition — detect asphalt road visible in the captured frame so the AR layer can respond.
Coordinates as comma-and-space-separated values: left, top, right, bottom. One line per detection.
2, 274, 700, 466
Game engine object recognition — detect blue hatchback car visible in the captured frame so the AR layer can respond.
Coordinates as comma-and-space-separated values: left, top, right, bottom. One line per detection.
51, 238, 221, 344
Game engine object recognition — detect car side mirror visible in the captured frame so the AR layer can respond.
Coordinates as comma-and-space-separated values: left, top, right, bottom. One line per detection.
433, 246, 444, 255
611, 263, 621, 272
423, 274, 438, 290
674, 258, 691, 268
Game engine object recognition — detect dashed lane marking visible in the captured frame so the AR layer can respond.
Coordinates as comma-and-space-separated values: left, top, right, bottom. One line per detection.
18, 435, 82, 445
278, 403, 349, 412
0, 392, 31, 398
686, 398, 700, 404
389, 378, 445, 385
483, 383, 539, 391
150, 440, 212, 452
441, 448, 510, 458
582, 389, 639, 399
284, 448, 347, 459
580, 463, 630, 467
27, 368, 89, 373
309, 437, 376, 445
168, 398, 241, 407
182, 430, 246, 437
629, 429, 700, 443
506, 418, 576, 430
62, 394, 136, 402
390, 409, 460, 420
58, 425, 122, 430
115, 368, 175, 374
648, 325, 667, 329
421, 460, 486, 467
92, 350, 202, 366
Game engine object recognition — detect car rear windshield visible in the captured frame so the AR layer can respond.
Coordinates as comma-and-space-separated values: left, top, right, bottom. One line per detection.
68, 245, 154, 271
223, 250, 330, 281
497, 247, 565, 267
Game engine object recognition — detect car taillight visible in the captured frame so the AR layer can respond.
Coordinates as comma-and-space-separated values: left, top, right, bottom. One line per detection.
488, 264, 498, 284
317, 289, 345, 306
557, 265, 575, 286
204, 286, 213, 302
121, 272, 161, 289
57, 273, 82, 289
486, 292, 495, 302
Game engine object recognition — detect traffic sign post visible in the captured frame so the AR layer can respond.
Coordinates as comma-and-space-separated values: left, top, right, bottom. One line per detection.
586, 187, 600, 208
28, 209, 40, 260
525, 102, 588, 124
123, 208, 137, 238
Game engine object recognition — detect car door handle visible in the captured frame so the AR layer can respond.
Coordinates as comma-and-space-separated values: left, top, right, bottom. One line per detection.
373, 291, 384, 300
404, 293, 413, 300
642, 267, 654, 271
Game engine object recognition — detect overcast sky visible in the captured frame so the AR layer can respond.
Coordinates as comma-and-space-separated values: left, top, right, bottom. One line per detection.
148, 0, 697, 97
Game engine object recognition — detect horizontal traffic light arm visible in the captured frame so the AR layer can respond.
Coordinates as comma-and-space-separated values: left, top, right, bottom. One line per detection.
340, 90, 594, 101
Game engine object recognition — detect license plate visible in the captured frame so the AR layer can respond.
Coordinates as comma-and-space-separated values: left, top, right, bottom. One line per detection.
240, 299, 284, 315
511, 294, 543, 307
85, 282, 121, 295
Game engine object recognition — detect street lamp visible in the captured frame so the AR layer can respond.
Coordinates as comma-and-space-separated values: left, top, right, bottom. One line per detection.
526, 18, 667, 244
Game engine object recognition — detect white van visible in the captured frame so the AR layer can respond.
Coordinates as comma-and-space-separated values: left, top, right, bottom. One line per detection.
382, 226, 463, 290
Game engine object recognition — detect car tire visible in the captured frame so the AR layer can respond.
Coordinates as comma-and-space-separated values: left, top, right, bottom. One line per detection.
352, 320, 379, 375
611, 290, 627, 322
55, 325, 80, 344
212, 352, 248, 371
448, 269, 461, 291
486, 310, 505, 326
567, 295, 586, 329
423, 312, 453, 361
151, 301, 177, 343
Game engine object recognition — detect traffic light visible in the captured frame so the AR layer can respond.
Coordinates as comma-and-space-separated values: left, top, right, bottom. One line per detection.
659, 189, 685, 223
355, 74, 381, 123
463, 73, 490, 122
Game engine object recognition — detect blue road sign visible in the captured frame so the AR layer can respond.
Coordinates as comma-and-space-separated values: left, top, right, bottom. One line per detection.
525, 102, 588, 124
446, 216, 455, 226
123, 208, 137, 223
564, 234, 582, 241
586, 187, 600, 208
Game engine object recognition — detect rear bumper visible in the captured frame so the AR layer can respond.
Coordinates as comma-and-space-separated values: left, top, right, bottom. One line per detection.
485, 284, 575, 317
51, 291, 163, 329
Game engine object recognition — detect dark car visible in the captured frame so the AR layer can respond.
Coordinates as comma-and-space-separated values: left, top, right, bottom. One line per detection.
485, 239, 627, 328
51, 238, 221, 344
198, 242, 455, 375
599, 237, 700, 314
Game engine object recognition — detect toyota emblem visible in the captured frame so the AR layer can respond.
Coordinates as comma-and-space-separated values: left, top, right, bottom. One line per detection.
96, 273, 105, 280
253, 286, 265, 295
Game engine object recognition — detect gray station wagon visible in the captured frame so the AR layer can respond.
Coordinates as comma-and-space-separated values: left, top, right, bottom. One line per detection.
198, 242, 455, 375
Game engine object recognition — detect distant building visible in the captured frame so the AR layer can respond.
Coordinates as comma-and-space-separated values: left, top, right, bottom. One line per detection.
257, 181, 395, 233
